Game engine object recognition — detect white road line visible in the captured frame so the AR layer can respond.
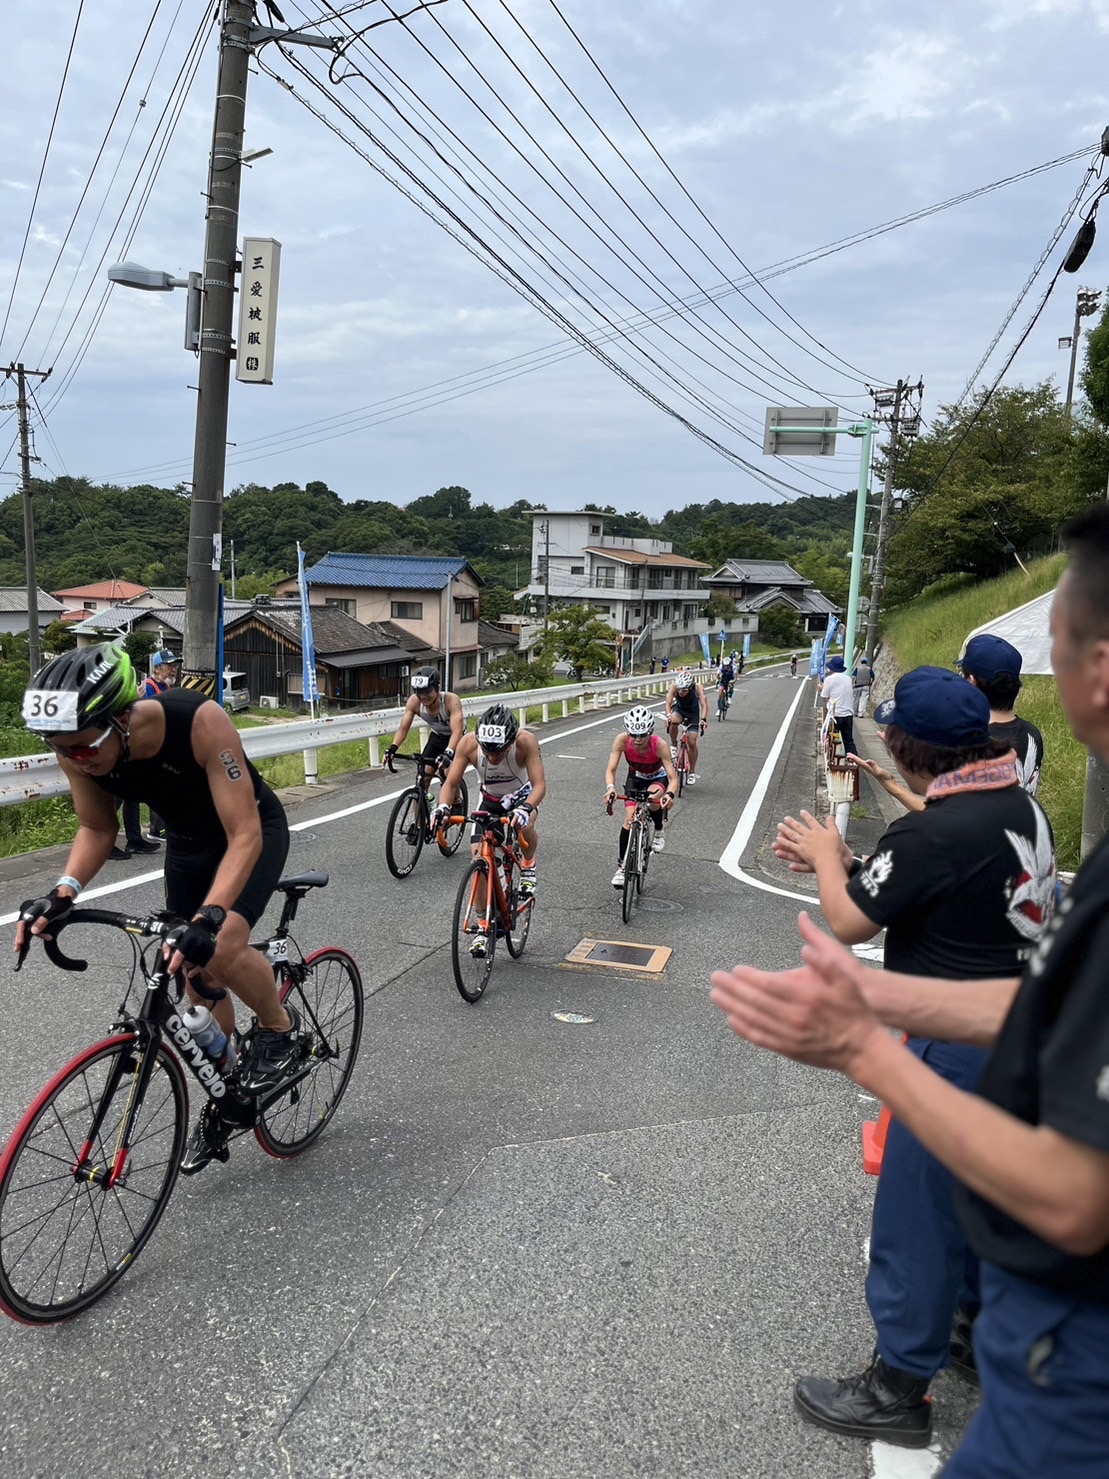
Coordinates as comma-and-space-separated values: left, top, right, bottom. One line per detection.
718, 682, 815, 902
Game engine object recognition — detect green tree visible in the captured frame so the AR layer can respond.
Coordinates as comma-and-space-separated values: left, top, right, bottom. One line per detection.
479, 583, 514, 622
123, 631, 158, 670
758, 604, 803, 648
483, 652, 553, 689
1080, 291, 1109, 423
42, 619, 77, 653
540, 604, 617, 679
704, 591, 738, 624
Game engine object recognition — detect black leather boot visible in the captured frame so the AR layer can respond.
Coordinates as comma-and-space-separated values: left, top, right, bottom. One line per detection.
949, 1307, 979, 1385
794, 1354, 932, 1448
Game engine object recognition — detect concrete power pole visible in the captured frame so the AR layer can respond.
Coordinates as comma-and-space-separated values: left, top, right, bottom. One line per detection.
7, 363, 52, 678
181, 0, 255, 695
864, 378, 923, 666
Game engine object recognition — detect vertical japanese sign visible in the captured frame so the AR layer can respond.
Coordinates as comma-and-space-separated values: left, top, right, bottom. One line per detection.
236, 237, 281, 384
297, 543, 320, 713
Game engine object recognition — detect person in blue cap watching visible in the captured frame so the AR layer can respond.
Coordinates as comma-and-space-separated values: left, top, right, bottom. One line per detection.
855, 633, 1045, 814
764, 665, 1056, 1449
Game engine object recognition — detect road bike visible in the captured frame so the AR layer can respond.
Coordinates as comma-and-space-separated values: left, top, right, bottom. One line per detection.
0, 871, 362, 1325
384, 751, 469, 878
716, 683, 730, 721
607, 792, 659, 922
449, 810, 534, 1004
670, 722, 699, 796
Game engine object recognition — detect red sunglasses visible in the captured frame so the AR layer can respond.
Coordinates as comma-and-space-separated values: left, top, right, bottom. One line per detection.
47, 727, 116, 763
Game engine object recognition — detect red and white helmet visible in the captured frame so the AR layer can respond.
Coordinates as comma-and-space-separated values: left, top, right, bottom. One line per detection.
623, 705, 655, 736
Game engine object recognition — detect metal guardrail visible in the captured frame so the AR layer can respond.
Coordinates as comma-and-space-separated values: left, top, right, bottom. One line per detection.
0, 669, 716, 805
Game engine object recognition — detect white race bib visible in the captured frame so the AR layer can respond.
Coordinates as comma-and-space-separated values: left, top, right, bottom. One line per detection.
478, 724, 507, 745
22, 689, 79, 730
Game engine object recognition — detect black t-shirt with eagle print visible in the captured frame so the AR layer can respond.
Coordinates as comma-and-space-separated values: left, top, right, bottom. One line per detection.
846, 780, 1056, 980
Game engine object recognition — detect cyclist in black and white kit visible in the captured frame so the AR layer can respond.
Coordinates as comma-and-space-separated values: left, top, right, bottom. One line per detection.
665, 669, 708, 783
16, 644, 296, 1172
384, 666, 465, 779
435, 704, 546, 897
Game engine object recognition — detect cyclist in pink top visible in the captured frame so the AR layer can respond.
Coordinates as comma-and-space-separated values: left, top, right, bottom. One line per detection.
604, 706, 679, 887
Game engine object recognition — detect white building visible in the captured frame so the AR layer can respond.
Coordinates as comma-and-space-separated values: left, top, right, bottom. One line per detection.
520, 510, 712, 661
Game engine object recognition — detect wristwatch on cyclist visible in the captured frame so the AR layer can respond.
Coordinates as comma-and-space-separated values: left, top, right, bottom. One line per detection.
193, 904, 227, 932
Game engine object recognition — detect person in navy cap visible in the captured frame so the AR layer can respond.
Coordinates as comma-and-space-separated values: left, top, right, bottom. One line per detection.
714, 504, 1109, 1477
764, 665, 1056, 1449
854, 633, 1045, 814
136, 649, 179, 839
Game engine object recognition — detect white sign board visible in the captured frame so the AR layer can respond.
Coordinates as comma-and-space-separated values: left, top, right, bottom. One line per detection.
236, 237, 281, 385
763, 406, 838, 456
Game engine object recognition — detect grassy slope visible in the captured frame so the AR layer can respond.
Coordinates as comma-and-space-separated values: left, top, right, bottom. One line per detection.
881, 555, 1083, 868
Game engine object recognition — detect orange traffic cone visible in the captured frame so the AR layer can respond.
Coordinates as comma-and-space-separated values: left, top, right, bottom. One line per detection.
862, 1104, 892, 1176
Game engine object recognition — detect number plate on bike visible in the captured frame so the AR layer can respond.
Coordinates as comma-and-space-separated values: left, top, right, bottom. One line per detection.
265, 938, 289, 963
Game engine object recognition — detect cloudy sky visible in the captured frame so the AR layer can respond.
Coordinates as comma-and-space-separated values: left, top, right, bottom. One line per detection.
3, 0, 1108, 520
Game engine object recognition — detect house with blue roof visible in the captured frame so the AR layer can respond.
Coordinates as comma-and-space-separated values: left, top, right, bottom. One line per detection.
276, 553, 485, 690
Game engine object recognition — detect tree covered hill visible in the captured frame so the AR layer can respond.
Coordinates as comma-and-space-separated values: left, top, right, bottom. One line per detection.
0, 477, 855, 613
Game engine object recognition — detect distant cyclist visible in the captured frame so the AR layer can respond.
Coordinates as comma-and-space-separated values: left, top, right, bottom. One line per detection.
604, 707, 678, 886
718, 654, 736, 698
435, 702, 546, 902
790, 653, 798, 679
384, 666, 465, 781
665, 669, 708, 783
16, 643, 298, 1173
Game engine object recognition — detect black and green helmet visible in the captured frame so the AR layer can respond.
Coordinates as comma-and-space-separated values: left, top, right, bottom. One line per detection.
23, 642, 140, 734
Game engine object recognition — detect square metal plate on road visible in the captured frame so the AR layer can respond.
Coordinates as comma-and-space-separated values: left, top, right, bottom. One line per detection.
563, 938, 672, 973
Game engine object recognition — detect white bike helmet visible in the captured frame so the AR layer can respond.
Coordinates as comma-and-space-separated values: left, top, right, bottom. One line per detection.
674, 669, 694, 691
623, 705, 655, 736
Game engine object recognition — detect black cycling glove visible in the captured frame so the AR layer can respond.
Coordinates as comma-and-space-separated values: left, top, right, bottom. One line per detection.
384, 743, 399, 761
19, 888, 75, 930
166, 919, 220, 970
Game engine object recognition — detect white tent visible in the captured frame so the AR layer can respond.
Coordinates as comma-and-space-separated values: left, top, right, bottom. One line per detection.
962, 589, 1056, 676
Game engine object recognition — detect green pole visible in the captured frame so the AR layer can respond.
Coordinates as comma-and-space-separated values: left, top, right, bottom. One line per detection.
843, 419, 874, 665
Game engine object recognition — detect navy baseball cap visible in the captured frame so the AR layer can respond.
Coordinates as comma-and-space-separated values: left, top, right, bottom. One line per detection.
874, 665, 991, 746
151, 649, 178, 667
958, 633, 1022, 682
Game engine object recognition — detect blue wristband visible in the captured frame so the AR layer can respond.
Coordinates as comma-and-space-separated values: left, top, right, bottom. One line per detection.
55, 876, 83, 895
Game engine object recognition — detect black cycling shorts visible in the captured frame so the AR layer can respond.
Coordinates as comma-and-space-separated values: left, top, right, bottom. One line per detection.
419, 731, 451, 764
163, 789, 290, 929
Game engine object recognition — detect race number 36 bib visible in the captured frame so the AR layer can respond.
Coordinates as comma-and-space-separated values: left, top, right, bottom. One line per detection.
22, 689, 79, 730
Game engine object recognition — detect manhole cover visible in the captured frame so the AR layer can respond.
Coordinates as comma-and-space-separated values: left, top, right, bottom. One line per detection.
564, 938, 672, 973
638, 898, 683, 913
551, 1010, 595, 1025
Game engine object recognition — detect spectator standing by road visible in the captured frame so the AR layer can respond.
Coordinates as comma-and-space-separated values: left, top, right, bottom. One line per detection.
767, 667, 1055, 1450
852, 655, 873, 716
714, 504, 1109, 1477
856, 633, 1045, 815
820, 655, 855, 757
137, 649, 178, 839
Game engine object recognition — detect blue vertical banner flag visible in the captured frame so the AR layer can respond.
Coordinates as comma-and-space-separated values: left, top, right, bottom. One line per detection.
699, 632, 712, 666
742, 633, 751, 660
297, 543, 320, 711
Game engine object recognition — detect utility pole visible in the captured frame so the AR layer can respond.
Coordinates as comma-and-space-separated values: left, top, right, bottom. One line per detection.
6, 363, 52, 677
180, 0, 255, 695
864, 378, 924, 666
1064, 286, 1101, 422
542, 519, 551, 633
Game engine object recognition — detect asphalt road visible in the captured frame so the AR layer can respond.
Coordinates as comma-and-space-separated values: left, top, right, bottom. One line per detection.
0, 671, 975, 1478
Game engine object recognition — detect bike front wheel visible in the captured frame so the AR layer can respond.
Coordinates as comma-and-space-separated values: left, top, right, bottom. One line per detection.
435, 776, 470, 857
451, 858, 495, 1002
621, 829, 640, 922
257, 948, 365, 1158
0, 1035, 187, 1325
385, 787, 425, 878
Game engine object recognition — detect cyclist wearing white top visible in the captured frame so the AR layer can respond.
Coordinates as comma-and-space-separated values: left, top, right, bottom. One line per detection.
665, 670, 708, 783
435, 704, 546, 895
384, 667, 465, 779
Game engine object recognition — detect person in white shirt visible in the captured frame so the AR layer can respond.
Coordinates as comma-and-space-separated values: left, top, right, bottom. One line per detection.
821, 655, 855, 756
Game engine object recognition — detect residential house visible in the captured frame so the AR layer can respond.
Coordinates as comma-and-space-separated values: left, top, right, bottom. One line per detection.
223, 603, 438, 709
701, 558, 841, 637
476, 619, 519, 683
69, 600, 258, 649
520, 510, 711, 662
275, 553, 484, 691
52, 579, 149, 620
0, 587, 65, 636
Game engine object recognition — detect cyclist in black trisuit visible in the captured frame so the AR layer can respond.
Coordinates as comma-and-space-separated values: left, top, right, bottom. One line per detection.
17, 644, 297, 1170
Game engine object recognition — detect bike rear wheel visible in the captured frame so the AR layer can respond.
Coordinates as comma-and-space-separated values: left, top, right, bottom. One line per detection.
256, 948, 365, 1157
676, 744, 687, 797
385, 788, 426, 878
435, 776, 470, 857
0, 1035, 187, 1325
451, 858, 495, 1002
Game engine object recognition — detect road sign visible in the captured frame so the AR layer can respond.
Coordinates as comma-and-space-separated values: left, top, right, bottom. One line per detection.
763, 406, 838, 456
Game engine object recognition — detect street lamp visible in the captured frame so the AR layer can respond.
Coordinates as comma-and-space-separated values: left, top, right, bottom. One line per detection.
108, 262, 203, 351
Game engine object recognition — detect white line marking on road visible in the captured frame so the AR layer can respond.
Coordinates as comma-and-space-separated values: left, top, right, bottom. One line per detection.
871, 1441, 942, 1478
718, 683, 814, 902
554, 754, 587, 759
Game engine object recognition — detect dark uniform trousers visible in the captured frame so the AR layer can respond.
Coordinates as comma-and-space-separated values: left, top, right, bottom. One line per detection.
942, 1265, 1109, 1477
867, 1038, 989, 1378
